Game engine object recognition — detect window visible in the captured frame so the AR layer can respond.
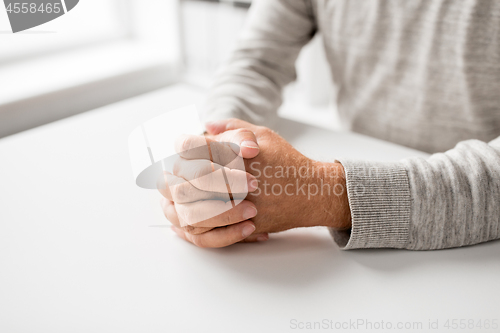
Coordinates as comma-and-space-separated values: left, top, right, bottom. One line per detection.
0, 0, 181, 137
0, 0, 128, 63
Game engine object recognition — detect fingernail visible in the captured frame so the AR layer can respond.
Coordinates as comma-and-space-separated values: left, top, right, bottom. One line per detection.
241, 140, 259, 149
242, 224, 256, 238
243, 206, 258, 220
256, 235, 269, 242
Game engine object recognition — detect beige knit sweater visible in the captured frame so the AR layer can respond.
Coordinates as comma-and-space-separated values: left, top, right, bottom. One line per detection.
203, 0, 500, 250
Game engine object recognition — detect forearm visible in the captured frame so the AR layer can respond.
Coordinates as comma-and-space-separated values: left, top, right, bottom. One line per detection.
330, 137, 500, 250
402, 138, 500, 250
202, 0, 316, 125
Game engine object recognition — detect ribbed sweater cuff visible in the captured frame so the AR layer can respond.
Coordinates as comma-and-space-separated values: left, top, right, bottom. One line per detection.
330, 159, 411, 250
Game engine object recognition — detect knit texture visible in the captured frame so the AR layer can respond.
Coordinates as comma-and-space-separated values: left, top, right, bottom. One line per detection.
203, 0, 500, 250
331, 160, 411, 249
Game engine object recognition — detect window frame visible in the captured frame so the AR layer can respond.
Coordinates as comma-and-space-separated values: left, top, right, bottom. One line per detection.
0, 0, 182, 138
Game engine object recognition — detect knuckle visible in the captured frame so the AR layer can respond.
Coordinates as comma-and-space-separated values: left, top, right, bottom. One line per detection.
183, 225, 196, 234
175, 184, 198, 203
184, 225, 210, 235
171, 185, 185, 202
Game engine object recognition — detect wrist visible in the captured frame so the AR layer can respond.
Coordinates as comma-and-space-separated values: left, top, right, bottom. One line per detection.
310, 161, 352, 230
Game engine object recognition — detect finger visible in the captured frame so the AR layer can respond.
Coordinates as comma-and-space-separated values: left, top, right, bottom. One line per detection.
159, 169, 257, 203
183, 224, 213, 235
157, 172, 182, 200
172, 158, 257, 194
171, 221, 257, 248
174, 135, 237, 163
175, 131, 259, 161
160, 196, 180, 227
175, 199, 257, 228
160, 198, 212, 234
205, 118, 258, 135
208, 128, 260, 159
159, 172, 231, 202
239, 233, 269, 243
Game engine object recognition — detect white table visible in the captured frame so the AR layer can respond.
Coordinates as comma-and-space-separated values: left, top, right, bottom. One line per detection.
1, 84, 499, 333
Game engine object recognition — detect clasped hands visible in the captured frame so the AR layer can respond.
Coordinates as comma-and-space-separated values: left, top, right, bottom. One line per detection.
159, 119, 351, 248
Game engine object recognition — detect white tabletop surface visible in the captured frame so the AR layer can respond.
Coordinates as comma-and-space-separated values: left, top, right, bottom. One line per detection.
0, 84, 499, 333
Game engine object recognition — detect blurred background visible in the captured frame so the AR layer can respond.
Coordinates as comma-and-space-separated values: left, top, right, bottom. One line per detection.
0, 0, 341, 139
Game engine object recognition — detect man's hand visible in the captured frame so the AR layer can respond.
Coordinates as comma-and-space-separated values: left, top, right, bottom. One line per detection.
159, 119, 351, 248
158, 122, 268, 247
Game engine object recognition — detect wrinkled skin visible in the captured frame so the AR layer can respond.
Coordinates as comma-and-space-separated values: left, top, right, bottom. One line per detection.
159, 118, 351, 248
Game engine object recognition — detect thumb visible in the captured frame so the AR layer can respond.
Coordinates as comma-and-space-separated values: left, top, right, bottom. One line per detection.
213, 128, 260, 159
205, 119, 260, 159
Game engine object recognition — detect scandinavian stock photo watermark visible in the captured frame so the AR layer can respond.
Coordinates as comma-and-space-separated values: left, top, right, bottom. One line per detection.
246, 161, 381, 200
3, 0, 79, 33
248, 161, 348, 199
289, 318, 499, 331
